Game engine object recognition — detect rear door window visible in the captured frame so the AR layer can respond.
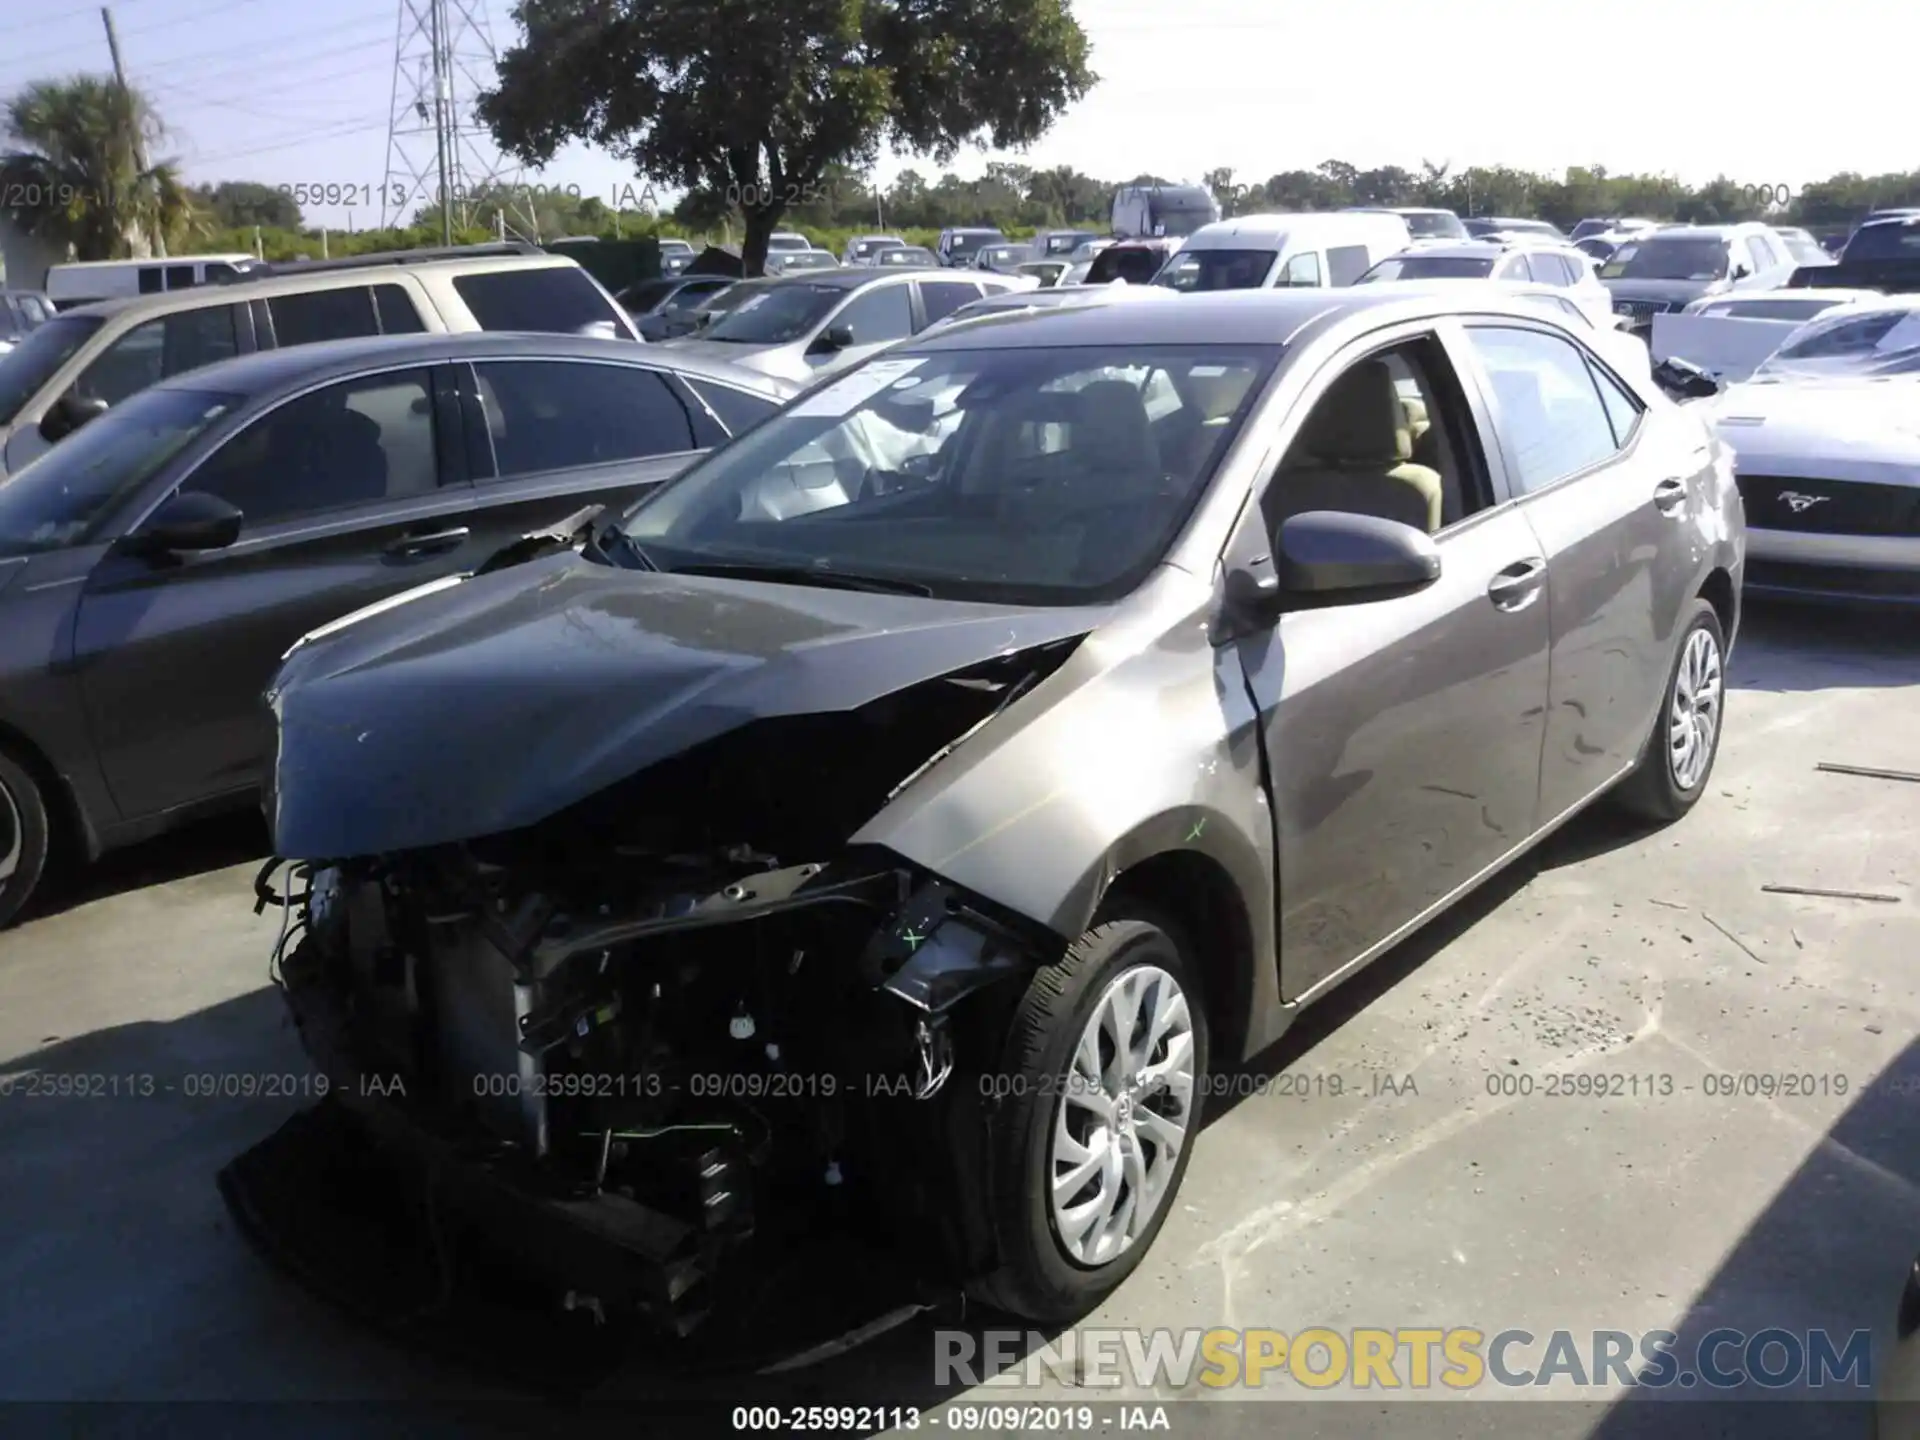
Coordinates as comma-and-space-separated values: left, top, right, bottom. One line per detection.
471, 360, 698, 479
268, 287, 380, 347
452, 266, 628, 336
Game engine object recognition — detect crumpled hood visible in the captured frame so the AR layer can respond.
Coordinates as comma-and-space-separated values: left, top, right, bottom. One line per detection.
266, 552, 1105, 859
1704, 375, 1920, 480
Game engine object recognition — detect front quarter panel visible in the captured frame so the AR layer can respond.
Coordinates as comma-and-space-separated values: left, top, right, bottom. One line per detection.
855, 566, 1279, 1036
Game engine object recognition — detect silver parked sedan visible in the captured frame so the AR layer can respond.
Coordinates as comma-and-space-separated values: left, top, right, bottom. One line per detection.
248, 289, 1745, 1335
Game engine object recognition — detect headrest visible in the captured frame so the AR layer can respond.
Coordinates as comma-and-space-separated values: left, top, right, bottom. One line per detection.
1072, 380, 1160, 477
1294, 360, 1411, 466
1187, 367, 1257, 422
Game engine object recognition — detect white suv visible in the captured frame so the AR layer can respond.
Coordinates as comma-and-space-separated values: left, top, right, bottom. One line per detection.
0, 245, 639, 476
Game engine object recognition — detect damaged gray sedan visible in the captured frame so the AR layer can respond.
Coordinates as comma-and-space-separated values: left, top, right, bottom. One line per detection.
256, 289, 1744, 1335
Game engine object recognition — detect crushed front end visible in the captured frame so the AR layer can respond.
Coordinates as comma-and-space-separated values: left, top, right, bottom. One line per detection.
257, 650, 1075, 1340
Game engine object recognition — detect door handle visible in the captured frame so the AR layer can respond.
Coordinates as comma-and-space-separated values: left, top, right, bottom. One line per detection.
1487, 557, 1547, 611
1653, 477, 1688, 514
384, 526, 469, 558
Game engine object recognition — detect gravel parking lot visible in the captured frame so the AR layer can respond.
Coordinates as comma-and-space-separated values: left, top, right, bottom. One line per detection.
2, 601, 1917, 1435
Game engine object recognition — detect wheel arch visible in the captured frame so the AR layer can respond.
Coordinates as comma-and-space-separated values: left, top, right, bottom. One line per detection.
1697, 565, 1738, 648
0, 714, 92, 866
1052, 807, 1276, 1068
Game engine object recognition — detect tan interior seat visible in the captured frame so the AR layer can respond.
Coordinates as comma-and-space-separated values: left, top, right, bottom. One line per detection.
1170, 367, 1260, 476
1070, 379, 1163, 495
1273, 360, 1443, 532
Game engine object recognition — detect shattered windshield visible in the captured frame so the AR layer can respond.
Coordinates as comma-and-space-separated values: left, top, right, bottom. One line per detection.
615, 343, 1280, 605
1755, 306, 1920, 378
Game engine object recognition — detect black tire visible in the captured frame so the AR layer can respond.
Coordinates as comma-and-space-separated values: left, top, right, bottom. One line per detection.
1614, 598, 1726, 824
0, 746, 51, 930
971, 905, 1209, 1322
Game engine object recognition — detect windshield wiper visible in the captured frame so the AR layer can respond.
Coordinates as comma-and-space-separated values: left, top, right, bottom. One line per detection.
669, 560, 934, 596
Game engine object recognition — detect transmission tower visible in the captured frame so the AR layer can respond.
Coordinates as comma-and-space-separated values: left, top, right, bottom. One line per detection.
380, 0, 536, 242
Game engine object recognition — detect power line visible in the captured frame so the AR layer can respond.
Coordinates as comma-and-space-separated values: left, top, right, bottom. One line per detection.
188, 116, 390, 167
0, 0, 282, 72
2, 11, 390, 88
141, 38, 399, 100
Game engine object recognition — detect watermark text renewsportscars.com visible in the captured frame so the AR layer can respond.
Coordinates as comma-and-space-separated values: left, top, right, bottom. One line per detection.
936, 1326, 1872, 1392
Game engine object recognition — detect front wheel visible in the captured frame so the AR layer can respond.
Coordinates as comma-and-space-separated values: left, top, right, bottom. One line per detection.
1614, 598, 1726, 823
971, 907, 1208, 1322
0, 747, 52, 929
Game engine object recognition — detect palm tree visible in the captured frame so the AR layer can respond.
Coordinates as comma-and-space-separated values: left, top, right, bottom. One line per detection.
1, 75, 196, 262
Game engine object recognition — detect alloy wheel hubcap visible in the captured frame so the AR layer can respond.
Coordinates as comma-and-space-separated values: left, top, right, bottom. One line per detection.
1668, 626, 1723, 792
1049, 964, 1196, 1267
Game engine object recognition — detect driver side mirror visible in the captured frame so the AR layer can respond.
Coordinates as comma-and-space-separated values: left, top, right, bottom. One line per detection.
1730, 263, 1752, 281
1229, 510, 1441, 618
117, 490, 243, 558
39, 392, 109, 445
811, 323, 856, 354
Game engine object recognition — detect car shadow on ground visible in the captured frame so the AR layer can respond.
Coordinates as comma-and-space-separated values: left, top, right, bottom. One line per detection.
27, 809, 268, 923
1576, 1033, 1920, 1440
1731, 600, 1920, 695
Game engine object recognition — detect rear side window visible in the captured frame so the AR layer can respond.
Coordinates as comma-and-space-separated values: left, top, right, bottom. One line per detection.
374, 284, 427, 334
1325, 245, 1373, 285
472, 360, 696, 479
452, 266, 627, 336
269, 287, 379, 347
138, 268, 164, 294
1462, 325, 1623, 494
685, 378, 780, 438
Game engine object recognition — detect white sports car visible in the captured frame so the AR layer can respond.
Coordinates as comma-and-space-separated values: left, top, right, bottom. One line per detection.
1694, 297, 1920, 604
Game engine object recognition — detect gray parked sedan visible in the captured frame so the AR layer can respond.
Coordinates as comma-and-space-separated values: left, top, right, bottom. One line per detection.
249, 288, 1744, 1336
0, 332, 792, 925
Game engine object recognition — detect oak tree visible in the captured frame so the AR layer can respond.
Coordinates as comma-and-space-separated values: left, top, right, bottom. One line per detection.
477, 0, 1096, 275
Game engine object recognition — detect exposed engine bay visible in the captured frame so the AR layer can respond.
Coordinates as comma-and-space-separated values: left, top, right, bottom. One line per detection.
263, 641, 1079, 1337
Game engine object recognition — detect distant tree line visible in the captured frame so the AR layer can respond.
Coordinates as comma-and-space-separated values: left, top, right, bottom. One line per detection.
10, 68, 1918, 266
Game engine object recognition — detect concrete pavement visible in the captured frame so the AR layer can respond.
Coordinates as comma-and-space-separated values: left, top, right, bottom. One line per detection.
1, 601, 1916, 1436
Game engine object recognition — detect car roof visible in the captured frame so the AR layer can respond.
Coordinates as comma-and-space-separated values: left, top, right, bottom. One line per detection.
58, 254, 582, 322
146, 331, 792, 399
759, 266, 930, 290
1184, 212, 1404, 243
1390, 239, 1570, 258
943, 227, 1004, 236
1645, 224, 1755, 240
904, 286, 1559, 352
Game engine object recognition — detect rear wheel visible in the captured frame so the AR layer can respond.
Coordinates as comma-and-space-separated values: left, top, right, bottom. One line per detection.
0, 747, 51, 929
1615, 598, 1726, 823
971, 906, 1207, 1321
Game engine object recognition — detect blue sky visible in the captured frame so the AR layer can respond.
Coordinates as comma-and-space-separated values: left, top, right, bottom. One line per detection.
2, 0, 1909, 231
